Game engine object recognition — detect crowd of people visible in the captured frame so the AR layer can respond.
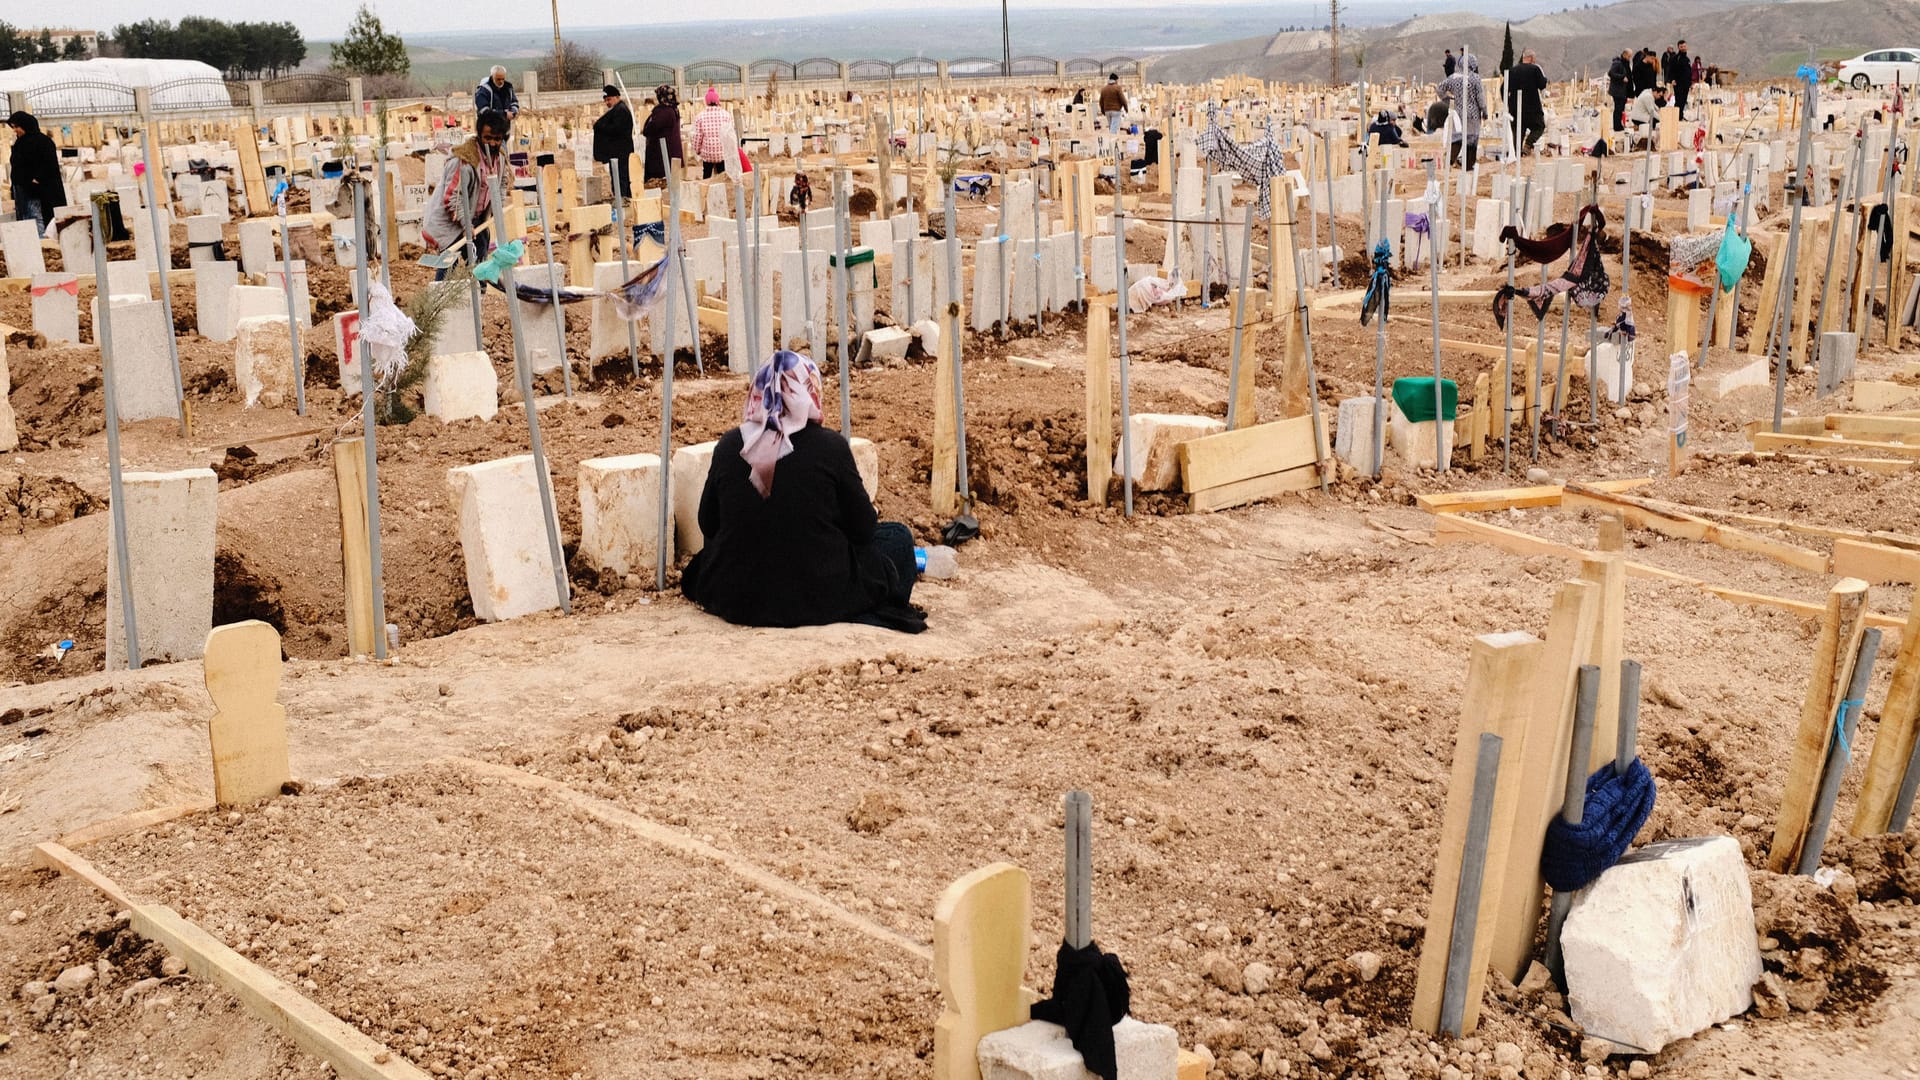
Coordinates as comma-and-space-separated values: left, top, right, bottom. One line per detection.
1385, 37, 1711, 164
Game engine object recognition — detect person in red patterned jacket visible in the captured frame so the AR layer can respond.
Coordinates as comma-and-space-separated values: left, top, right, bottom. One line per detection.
691, 88, 737, 178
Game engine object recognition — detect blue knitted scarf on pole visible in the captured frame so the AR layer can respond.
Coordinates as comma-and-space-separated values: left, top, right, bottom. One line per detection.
1541, 758, 1657, 892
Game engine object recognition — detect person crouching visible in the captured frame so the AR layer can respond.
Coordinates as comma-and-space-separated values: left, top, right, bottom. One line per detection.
681, 351, 926, 632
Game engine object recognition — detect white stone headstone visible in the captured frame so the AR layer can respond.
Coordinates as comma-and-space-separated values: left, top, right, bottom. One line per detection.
0, 218, 46, 277
193, 261, 241, 342
447, 454, 566, 622
106, 468, 218, 670
1562, 837, 1761, 1055
90, 297, 177, 421
30, 273, 80, 344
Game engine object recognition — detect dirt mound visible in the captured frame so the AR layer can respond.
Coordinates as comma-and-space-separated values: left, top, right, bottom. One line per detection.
1749, 871, 1886, 1016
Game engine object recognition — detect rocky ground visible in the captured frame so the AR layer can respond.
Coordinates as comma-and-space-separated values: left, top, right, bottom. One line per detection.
2, 122, 1919, 1078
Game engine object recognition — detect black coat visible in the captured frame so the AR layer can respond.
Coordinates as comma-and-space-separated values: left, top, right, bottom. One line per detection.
1608, 57, 1633, 98
1632, 54, 1658, 94
683, 424, 892, 628
1507, 62, 1548, 122
640, 104, 683, 180
7, 112, 65, 212
592, 101, 634, 164
1665, 51, 1694, 88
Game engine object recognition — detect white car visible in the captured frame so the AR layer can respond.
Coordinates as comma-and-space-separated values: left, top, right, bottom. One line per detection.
1836, 49, 1920, 89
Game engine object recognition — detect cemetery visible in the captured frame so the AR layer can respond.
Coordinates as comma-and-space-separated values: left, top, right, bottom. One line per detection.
0, 46, 1919, 1080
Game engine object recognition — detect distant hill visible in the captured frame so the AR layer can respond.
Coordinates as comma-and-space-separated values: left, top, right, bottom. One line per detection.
1149, 0, 1920, 85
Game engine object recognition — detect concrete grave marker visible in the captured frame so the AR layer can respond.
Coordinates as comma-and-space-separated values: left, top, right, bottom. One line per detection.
185, 215, 223, 264
91, 297, 178, 421
234, 315, 296, 408
334, 310, 363, 395
0, 218, 46, 277
1562, 837, 1761, 1054
104, 259, 151, 300
447, 454, 567, 622
31, 273, 80, 344
204, 620, 291, 807
424, 351, 499, 422
263, 262, 313, 328
1118, 414, 1225, 490
0, 336, 16, 452
107, 468, 218, 670
577, 454, 670, 578
193, 261, 241, 342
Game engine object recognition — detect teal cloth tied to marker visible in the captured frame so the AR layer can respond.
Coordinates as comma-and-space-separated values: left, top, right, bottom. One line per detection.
1391, 377, 1458, 423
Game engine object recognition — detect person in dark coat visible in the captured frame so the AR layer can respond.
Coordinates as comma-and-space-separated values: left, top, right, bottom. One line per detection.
473, 66, 520, 133
1506, 50, 1549, 154
1607, 51, 1634, 132
1666, 40, 1695, 116
682, 351, 924, 632
1632, 48, 1659, 94
640, 84, 684, 185
7, 111, 64, 230
1444, 49, 1456, 77
592, 85, 636, 200
1366, 111, 1405, 147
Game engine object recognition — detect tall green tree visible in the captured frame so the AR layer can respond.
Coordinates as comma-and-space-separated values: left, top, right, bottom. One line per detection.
1500, 22, 1515, 75
331, 5, 409, 77
0, 22, 24, 70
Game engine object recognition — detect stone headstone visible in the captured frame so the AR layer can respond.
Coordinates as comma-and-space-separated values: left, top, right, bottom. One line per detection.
934, 863, 1032, 1080
104, 259, 151, 300
1336, 396, 1382, 474
1562, 837, 1761, 1055
577, 453, 670, 578
193, 261, 241, 342
670, 440, 718, 558
423, 351, 498, 422
1, 218, 46, 277
184, 215, 223, 265
429, 286, 477, 358
90, 297, 177, 421
334, 310, 363, 396
1117, 414, 1225, 491
588, 261, 636, 362
1818, 331, 1857, 398
779, 248, 830, 351
30, 273, 80, 344
106, 468, 218, 670
0, 336, 16, 452
57, 211, 93, 271
514, 262, 569, 374
236, 218, 276, 275
234, 315, 296, 408
447, 454, 567, 622
1389, 399, 1455, 470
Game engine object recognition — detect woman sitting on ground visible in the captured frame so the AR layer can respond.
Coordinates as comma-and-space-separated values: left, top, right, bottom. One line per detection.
682, 351, 926, 633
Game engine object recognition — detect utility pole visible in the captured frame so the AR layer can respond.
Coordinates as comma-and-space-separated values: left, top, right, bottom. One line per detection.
551, 0, 567, 91
1329, 0, 1341, 86
1002, 0, 1012, 77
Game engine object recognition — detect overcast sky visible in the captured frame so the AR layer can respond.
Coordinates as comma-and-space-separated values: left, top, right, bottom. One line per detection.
64, 0, 1508, 40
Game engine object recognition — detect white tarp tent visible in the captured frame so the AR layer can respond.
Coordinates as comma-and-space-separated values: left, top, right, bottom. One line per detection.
0, 58, 230, 116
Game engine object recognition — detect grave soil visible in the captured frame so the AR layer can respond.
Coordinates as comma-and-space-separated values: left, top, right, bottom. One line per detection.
3, 141, 1920, 1079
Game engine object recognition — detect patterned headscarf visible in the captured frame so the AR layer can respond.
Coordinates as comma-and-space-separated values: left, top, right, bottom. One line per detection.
656, 84, 679, 109
740, 351, 824, 498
